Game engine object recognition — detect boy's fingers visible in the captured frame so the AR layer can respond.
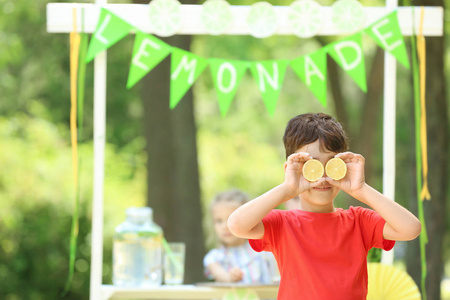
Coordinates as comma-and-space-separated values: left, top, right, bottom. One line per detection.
336, 152, 365, 164
354, 154, 365, 163
335, 152, 354, 160
287, 152, 311, 163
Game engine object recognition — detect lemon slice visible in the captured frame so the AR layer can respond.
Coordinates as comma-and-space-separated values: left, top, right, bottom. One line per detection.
325, 157, 347, 180
331, 0, 365, 34
302, 159, 324, 182
201, 0, 233, 35
246, 2, 278, 38
148, 0, 182, 37
288, 0, 323, 38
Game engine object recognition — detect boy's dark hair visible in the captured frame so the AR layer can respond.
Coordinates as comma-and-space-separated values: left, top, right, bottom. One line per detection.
283, 113, 349, 158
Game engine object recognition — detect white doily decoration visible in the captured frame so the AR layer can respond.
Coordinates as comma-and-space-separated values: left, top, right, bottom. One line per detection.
201, 0, 233, 35
331, 0, 365, 33
288, 0, 323, 38
148, 0, 183, 37
246, 2, 278, 38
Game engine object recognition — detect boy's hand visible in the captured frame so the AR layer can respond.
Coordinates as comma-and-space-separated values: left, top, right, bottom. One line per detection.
284, 152, 326, 197
326, 152, 365, 197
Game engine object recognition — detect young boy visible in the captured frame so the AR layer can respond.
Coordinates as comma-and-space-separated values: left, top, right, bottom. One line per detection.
227, 113, 421, 299
204, 189, 275, 284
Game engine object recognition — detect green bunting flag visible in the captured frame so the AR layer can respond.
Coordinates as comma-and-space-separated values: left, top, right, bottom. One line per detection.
127, 32, 172, 89
170, 48, 208, 109
250, 60, 289, 116
290, 48, 327, 107
365, 11, 410, 69
327, 33, 367, 92
209, 59, 248, 117
82, 8, 412, 116
85, 8, 133, 63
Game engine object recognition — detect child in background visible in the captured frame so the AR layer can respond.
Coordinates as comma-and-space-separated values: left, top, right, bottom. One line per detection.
203, 189, 275, 284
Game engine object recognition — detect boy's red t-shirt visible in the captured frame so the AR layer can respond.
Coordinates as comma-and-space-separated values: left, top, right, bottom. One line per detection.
249, 206, 395, 300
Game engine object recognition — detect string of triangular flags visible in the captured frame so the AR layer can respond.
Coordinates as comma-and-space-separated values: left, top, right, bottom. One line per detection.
85, 7, 409, 116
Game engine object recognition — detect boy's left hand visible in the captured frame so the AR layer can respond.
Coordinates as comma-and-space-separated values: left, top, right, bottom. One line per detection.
326, 152, 366, 197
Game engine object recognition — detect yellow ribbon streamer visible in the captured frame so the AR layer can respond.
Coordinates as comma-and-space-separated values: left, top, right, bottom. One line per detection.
417, 7, 431, 201
70, 9, 80, 194
63, 7, 81, 294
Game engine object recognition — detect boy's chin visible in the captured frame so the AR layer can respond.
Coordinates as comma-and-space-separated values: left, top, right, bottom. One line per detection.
306, 189, 338, 203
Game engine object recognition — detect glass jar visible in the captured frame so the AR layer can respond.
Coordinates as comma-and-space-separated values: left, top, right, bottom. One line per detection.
113, 207, 163, 287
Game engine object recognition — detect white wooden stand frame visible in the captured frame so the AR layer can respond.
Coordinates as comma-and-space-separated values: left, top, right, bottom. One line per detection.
46, 1, 443, 299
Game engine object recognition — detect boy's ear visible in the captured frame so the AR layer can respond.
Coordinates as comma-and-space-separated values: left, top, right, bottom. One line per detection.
283, 161, 287, 172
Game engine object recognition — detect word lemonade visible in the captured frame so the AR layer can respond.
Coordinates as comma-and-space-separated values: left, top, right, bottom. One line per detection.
113, 207, 164, 287
302, 157, 347, 181
85, 6, 409, 116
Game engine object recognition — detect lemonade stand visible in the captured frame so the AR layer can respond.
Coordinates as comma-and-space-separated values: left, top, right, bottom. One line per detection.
46, 1, 442, 299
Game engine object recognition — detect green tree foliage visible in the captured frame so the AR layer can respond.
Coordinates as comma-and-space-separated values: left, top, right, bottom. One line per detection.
0, 111, 146, 298
0, 202, 92, 300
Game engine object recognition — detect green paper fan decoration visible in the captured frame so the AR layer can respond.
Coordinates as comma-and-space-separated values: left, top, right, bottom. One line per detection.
331, 0, 365, 34
148, 0, 182, 37
288, 0, 323, 38
367, 263, 421, 300
201, 0, 233, 35
222, 289, 260, 300
247, 2, 278, 38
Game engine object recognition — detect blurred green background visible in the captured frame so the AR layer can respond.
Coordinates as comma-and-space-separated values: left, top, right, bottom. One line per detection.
1, 0, 449, 299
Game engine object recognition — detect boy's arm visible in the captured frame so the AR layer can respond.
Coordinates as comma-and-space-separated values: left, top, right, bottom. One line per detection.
329, 152, 421, 241
352, 184, 422, 241
228, 152, 327, 240
227, 184, 295, 240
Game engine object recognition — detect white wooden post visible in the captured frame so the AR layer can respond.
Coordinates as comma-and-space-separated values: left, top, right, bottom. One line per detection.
90, 1, 107, 299
380, 0, 398, 265
46, 2, 443, 299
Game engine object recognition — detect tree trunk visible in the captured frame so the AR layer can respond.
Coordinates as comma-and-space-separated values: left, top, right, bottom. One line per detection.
134, 0, 205, 283
353, 48, 385, 186
422, 34, 448, 300
405, 0, 448, 298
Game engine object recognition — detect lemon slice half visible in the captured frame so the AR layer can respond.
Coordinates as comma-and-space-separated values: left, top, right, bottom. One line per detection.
331, 0, 365, 34
302, 159, 324, 182
325, 157, 347, 180
201, 0, 233, 35
288, 0, 323, 38
246, 2, 278, 38
148, 0, 182, 37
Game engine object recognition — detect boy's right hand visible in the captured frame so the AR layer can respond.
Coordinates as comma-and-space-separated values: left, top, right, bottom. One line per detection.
284, 152, 326, 197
